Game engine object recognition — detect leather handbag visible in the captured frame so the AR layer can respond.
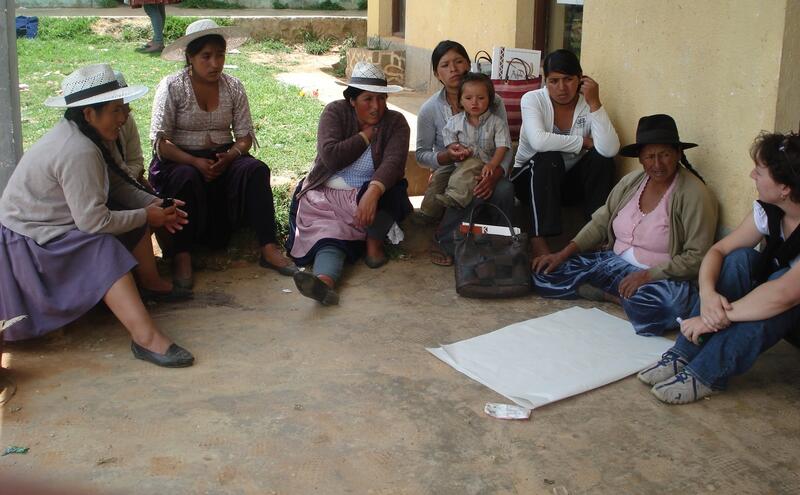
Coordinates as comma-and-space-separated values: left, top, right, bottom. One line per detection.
453, 203, 531, 298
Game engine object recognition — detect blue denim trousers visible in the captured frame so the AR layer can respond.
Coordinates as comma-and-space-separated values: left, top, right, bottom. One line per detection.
670, 247, 800, 390
533, 251, 695, 336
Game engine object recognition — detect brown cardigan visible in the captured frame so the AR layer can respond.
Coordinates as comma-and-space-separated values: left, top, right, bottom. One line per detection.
299, 99, 410, 198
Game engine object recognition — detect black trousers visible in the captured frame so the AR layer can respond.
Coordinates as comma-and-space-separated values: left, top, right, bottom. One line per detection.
511, 149, 615, 237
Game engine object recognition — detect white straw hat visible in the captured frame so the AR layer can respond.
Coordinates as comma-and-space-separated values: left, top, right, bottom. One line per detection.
338, 62, 402, 93
44, 63, 148, 108
113, 70, 149, 103
161, 19, 249, 62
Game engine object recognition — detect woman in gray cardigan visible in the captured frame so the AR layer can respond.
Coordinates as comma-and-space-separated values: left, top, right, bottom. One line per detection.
286, 63, 412, 305
0, 64, 194, 368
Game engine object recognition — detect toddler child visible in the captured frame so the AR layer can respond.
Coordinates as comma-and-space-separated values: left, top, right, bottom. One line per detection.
419, 72, 510, 215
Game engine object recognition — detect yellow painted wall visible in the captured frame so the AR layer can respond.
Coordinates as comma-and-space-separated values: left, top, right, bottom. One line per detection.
776, 0, 800, 134
399, 0, 535, 90
367, 0, 392, 37
581, 0, 795, 230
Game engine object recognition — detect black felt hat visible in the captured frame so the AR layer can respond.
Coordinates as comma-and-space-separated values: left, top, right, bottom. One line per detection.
619, 114, 698, 157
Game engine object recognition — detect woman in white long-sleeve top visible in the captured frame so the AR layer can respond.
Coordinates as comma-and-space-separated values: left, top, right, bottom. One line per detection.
511, 49, 620, 258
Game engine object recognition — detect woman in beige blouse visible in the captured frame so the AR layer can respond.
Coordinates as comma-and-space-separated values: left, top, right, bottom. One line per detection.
150, 19, 296, 288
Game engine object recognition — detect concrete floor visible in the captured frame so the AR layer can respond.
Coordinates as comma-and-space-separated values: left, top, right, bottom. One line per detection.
3, 26, 800, 495
2, 223, 800, 495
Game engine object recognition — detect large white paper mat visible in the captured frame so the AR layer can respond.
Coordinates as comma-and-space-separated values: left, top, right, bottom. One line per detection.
427, 307, 673, 409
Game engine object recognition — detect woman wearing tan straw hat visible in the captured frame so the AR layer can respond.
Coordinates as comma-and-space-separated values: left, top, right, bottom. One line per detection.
149, 19, 296, 289
0, 63, 195, 368
286, 62, 412, 305
532, 114, 718, 337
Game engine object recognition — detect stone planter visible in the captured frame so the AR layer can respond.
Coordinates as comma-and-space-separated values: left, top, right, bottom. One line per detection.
345, 47, 405, 86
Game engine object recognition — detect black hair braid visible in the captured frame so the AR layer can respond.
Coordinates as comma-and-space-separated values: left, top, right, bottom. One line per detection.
64, 107, 161, 199
679, 151, 705, 183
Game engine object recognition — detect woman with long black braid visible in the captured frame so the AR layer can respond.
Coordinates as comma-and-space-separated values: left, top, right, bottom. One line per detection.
0, 64, 195, 368
532, 115, 718, 336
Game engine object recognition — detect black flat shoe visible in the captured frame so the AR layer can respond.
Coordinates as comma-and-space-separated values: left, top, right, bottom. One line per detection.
131, 341, 195, 368
293, 271, 339, 305
259, 255, 300, 276
140, 286, 194, 303
364, 255, 388, 269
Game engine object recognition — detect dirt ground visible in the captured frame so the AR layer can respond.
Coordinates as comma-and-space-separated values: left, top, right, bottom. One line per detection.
3, 22, 800, 494
2, 222, 800, 495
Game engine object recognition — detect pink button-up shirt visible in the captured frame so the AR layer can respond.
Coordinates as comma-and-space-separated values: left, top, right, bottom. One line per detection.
612, 176, 677, 268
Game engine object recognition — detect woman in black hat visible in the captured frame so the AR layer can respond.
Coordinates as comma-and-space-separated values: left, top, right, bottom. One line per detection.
531, 114, 718, 336
639, 131, 800, 404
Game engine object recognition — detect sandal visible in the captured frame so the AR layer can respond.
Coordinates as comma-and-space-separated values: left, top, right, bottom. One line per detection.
430, 247, 453, 267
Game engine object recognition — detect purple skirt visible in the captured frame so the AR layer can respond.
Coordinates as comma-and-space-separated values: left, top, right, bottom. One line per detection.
0, 225, 137, 342
148, 150, 267, 252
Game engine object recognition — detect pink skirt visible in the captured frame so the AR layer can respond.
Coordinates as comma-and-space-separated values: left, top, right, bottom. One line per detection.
289, 186, 366, 259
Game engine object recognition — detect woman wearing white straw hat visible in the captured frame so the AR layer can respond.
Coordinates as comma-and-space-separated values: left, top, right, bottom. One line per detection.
286, 62, 412, 305
0, 63, 195, 368
149, 19, 296, 289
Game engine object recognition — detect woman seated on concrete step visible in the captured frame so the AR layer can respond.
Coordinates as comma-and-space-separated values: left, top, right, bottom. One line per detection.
286, 63, 412, 305
511, 49, 620, 258
149, 19, 297, 290
532, 114, 718, 336
414, 40, 515, 266
638, 131, 800, 404
0, 63, 194, 368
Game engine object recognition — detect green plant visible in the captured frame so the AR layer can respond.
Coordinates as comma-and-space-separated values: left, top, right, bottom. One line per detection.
178, 0, 244, 8
272, 0, 289, 8
356, 0, 367, 9
302, 29, 332, 55
316, 0, 344, 10
121, 24, 151, 42
333, 35, 357, 77
95, 0, 120, 7
36, 17, 110, 43
366, 36, 391, 50
255, 38, 292, 53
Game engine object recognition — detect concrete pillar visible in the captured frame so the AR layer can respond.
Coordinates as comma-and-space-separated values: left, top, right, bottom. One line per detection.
367, 0, 392, 38
0, 0, 22, 195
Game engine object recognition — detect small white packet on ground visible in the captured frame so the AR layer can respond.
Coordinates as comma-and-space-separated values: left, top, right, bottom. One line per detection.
484, 402, 531, 420
387, 222, 404, 245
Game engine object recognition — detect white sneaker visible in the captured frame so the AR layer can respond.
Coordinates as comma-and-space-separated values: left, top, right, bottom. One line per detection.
651, 370, 714, 404
637, 351, 688, 386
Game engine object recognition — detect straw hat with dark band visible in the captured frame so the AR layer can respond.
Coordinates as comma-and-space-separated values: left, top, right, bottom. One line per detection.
161, 19, 249, 62
337, 62, 402, 93
44, 63, 148, 108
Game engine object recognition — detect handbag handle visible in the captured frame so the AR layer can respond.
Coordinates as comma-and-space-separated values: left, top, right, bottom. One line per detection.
474, 50, 492, 63
504, 57, 533, 80
464, 202, 518, 239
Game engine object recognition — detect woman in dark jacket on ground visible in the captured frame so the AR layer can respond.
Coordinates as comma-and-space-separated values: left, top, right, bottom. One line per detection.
286, 63, 412, 305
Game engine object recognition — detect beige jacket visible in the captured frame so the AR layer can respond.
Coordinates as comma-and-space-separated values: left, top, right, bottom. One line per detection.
573, 167, 718, 281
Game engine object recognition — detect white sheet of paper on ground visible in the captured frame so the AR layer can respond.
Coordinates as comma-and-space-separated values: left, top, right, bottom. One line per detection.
427, 307, 673, 409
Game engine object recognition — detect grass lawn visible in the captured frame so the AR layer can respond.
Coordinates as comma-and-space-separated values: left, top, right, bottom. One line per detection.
16, 17, 325, 239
